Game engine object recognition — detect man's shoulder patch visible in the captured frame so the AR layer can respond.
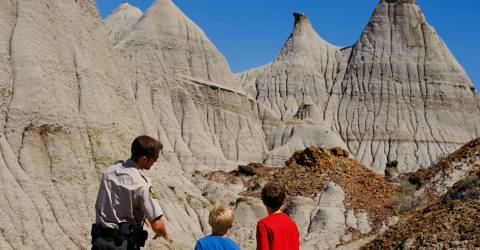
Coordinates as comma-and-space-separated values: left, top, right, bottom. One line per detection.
148, 186, 158, 199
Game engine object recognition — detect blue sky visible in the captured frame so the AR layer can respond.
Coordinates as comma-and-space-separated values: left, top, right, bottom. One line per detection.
96, 0, 479, 89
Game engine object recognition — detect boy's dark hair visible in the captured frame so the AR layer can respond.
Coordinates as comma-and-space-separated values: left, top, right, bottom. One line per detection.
261, 182, 286, 210
131, 135, 163, 161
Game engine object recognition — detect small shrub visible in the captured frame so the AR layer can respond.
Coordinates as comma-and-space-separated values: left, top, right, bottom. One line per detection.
389, 180, 416, 214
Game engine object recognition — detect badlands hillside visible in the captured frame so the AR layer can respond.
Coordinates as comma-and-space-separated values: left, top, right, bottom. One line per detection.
0, 0, 478, 249
364, 159, 480, 249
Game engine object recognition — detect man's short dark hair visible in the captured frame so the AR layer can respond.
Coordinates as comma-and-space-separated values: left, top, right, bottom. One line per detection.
131, 135, 163, 161
261, 182, 286, 210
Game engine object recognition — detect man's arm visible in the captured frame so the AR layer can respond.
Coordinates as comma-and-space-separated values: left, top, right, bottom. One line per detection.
150, 216, 173, 242
139, 185, 173, 242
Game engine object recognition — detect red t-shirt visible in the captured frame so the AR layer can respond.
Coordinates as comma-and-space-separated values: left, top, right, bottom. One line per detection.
256, 212, 300, 250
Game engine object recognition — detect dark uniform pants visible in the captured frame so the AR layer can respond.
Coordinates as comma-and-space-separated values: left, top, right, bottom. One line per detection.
91, 224, 146, 250
92, 236, 129, 250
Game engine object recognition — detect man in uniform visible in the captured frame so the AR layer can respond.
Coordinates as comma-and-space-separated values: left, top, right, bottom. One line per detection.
92, 135, 173, 249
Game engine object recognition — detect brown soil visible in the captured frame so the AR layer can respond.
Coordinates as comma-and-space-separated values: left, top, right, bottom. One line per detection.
407, 138, 480, 187
404, 137, 480, 205
362, 171, 480, 249
269, 146, 399, 228
195, 147, 399, 231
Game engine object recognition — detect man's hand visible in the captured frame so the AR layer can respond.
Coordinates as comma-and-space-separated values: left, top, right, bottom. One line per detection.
144, 218, 151, 228
153, 232, 173, 243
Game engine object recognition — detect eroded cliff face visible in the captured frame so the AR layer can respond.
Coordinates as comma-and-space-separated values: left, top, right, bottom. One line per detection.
237, 13, 347, 165
239, 0, 480, 172
0, 0, 140, 248
335, 0, 480, 173
238, 13, 341, 123
0, 0, 479, 249
0, 0, 230, 249
104, 3, 142, 43
108, 0, 268, 172
115, 0, 236, 89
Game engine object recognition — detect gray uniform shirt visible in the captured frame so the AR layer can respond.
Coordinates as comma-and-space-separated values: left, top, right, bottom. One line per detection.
95, 160, 164, 229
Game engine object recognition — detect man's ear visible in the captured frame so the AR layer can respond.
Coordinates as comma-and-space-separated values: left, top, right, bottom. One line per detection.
138, 156, 147, 165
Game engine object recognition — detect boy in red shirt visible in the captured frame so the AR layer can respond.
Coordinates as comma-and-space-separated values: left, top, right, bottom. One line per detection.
256, 182, 300, 250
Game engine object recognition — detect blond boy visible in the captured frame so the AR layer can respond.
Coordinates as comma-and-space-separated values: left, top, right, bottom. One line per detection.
194, 203, 240, 250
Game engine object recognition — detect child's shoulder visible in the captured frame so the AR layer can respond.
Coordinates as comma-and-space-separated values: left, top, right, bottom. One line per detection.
196, 235, 240, 250
218, 236, 240, 249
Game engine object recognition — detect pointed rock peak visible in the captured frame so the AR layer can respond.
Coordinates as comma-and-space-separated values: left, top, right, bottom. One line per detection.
118, 0, 235, 87
108, 2, 142, 17
293, 12, 309, 25
381, 0, 416, 4
139, 0, 202, 37
113, 2, 140, 13
275, 12, 337, 63
105, 1, 143, 44
118, 2, 133, 9
291, 12, 316, 36
146, 0, 182, 18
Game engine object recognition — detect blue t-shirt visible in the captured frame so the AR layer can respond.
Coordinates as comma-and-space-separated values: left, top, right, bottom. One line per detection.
194, 235, 240, 250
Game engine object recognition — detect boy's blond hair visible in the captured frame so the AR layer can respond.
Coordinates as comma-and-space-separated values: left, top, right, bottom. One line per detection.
209, 203, 234, 234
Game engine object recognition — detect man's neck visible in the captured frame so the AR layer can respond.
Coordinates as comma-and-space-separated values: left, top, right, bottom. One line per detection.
127, 158, 145, 170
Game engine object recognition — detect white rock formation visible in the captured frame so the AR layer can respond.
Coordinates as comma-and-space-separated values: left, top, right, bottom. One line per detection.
109, 0, 268, 172
334, 0, 480, 173
115, 0, 237, 89
264, 123, 347, 165
286, 182, 373, 250
0, 0, 478, 249
238, 1, 480, 173
415, 139, 480, 203
0, 0, 262, 248
238, 13, 340, 122
105, 2, 142, 43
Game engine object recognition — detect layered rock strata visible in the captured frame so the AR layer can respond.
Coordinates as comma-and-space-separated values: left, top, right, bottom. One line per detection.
335, 0, 480, 172
104, 3, 142, 43
411, 137, 480, 205
363, 170, 480, 249
0, 0, 479, 249
238, 12, 347, 165
194, 146, 399, 249
0, 0, 263, 249
238, 0, 480, 172
108, 0, 268, 172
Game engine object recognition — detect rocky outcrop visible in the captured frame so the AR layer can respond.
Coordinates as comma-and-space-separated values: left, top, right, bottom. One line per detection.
238, 13, 341, 122
237, 13, 348, 165
0, 0, 479, 249
263, 124, 347, 165
410, 137, 480, 205
238, 0, 480, 173
109, 0, 268, 172
0, 0, 262, 249
105, 2, 142, 43
335, 0, 480, 173
193, 146, 399, 249
363, 170, 480, 249
115, 0, 237, 89
0, 0, 145, 248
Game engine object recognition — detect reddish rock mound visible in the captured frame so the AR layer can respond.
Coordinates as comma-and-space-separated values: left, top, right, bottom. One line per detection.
271, 146, 398, 227
363, 170, 480, 249
407, 138, 480, 187
405, 137, 480, 206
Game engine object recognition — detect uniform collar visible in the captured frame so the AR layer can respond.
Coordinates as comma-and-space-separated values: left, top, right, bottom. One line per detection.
123, 160, 148, 183
124, 159, 144, 171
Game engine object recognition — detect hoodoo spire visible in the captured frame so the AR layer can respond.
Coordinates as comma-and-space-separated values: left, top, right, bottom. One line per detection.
113, 0, 236, 87
335, 0, 479, 171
